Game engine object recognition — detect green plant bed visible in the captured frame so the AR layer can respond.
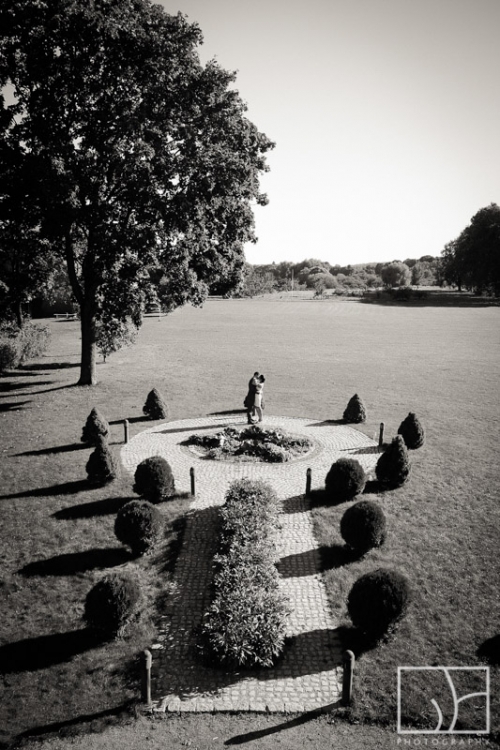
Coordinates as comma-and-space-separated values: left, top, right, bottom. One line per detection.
184, 424, 314, 463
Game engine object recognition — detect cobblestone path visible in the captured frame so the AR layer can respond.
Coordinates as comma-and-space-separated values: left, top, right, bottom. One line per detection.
121, 415, 380, 712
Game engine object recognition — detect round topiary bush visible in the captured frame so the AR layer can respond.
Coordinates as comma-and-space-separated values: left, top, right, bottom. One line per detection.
375, 435, 411, 488
81, 407, 109, 445
83, 571, 142, 637
86, 436, 117, 486
325, 458, 366, 503
340, 500, 387, 555
133, 455, 175, 502
397, 412, 425, 449
343, 394, 367, 423
143, 388, 168, 420
115, 500, 164, 556
347, 568, 411, 639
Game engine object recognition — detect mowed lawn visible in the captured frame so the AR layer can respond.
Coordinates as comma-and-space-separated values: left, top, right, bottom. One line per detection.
0, 296, 499, 748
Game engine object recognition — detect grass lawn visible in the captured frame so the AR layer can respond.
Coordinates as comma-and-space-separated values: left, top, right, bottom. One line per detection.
0, 294, 499, 749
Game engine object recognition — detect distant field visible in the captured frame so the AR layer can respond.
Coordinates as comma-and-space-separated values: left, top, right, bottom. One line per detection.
0, 296, 499, 747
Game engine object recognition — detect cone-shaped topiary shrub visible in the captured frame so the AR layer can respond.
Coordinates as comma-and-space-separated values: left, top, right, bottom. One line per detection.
84, 571, 142, 637
133, 455, 175, 502
397, 412, 425, 449
340, 500, 387, 555
375, 435, 411, 488
343, 393, 367, 423
86, 436, 117, 486
325, 458, 366, 503
115, 500, 164, 556
347, 568, 411, 639
81, 407, 109, 445
143, 388, 168, 420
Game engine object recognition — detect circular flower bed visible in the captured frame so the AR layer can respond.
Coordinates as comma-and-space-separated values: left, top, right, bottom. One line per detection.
184, 425, 314, 463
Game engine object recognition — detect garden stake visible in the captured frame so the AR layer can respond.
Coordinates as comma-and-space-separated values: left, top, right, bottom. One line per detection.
306, 467, 312, 496
124, 419, 129, 444
190, 466, 195, 496
141, 649, 152, 706
342, 650, 355, 706
378, 421, 385, 448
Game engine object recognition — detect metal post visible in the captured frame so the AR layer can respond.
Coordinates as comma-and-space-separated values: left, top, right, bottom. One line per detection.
306, 467, 312, 497
190, 466, 195, 496
124, 419, 130, 444
342, 650, 355, 705
378, 421, 385, 448
141, 649, 152, 706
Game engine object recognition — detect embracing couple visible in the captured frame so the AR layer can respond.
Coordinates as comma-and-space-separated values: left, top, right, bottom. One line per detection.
244, 371, 265, 424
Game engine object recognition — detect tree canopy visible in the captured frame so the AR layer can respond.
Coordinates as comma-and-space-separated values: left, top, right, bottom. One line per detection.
0, 0, 274, 383
441, 204, 500, 295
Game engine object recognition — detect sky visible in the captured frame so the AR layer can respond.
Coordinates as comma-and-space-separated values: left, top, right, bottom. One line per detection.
160, 0, 500, 266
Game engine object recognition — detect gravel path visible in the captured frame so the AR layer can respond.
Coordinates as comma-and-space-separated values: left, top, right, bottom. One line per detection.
121, 415, 380, 712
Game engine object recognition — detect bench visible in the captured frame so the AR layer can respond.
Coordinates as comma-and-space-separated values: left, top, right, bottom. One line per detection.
54, 313, 77, 320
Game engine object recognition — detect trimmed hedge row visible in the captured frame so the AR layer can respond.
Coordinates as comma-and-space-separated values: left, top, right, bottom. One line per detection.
197, 479, 290, 669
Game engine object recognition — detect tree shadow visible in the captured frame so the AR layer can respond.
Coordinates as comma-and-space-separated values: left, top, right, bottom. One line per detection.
20, 362, 79, 371
53, 496, 134, 519
20, 383, 77, 396
15, 442, 88, 457
19, 547, 131, 576
0, 380, 53, 394
0, 400, 31, 412
477, 634, 500, 665
360, 291, 500, 308
0, 479, 90, 501
0, 628, 104, 673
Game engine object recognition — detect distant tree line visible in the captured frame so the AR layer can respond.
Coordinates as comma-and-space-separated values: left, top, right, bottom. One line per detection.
232, 256, 442, 298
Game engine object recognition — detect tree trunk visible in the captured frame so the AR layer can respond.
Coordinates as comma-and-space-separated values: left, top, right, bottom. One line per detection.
15, 299, 23, 328
78, 298, 98, 385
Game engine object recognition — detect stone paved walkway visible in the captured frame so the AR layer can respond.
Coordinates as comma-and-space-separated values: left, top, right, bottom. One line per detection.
121, 415, 380, 713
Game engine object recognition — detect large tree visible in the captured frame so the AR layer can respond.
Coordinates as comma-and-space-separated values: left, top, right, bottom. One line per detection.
441, 204, 500, 295
0, 0, 273, 384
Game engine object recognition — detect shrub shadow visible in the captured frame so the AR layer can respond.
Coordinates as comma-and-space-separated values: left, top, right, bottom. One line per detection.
0, 628, 103, 673
53, 496, 134, 519
336, 624, 381, 658
0, 400, 31, 412
281, 494, 308, 514
278, 544, 357, 578
306, 419, 345, 427
19, 547, 131, 576
0, 479, 90, 501
477, 634, 500, 665
363, 479, 386, 495
15, 442, 88, 457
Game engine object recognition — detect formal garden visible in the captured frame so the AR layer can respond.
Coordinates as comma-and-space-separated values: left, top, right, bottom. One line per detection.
0, 297, 499, 750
